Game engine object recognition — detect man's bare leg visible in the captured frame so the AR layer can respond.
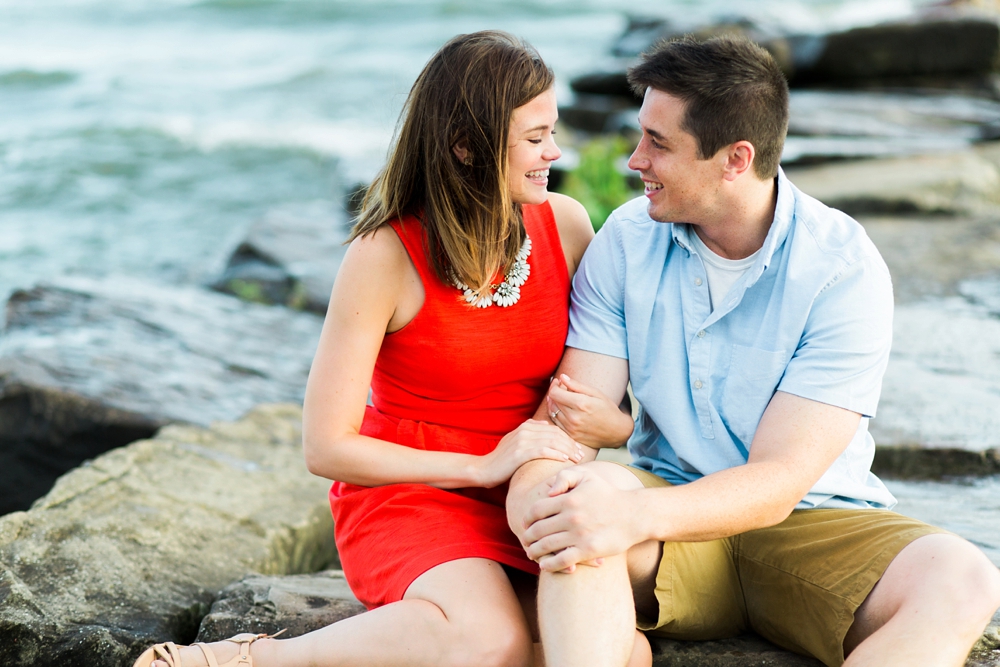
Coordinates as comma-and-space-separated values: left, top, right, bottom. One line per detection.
844, 533, 1000, 667
529, 462, 659, 667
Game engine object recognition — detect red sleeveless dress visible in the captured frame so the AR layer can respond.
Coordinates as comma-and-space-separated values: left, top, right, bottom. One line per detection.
329, 202, 571, 609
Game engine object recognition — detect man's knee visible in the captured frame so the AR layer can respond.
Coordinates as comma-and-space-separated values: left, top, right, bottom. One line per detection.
945, 543, 1000, 629
894, 534, 1000, 630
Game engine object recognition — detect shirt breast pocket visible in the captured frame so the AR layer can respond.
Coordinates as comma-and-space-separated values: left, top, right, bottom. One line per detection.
720, 344, 788, 447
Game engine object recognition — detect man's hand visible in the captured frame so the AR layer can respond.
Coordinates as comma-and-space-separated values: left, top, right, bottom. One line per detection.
521, 464, 644, 572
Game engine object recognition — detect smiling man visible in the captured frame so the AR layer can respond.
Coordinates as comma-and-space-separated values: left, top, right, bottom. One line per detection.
507, 36, 1000, 667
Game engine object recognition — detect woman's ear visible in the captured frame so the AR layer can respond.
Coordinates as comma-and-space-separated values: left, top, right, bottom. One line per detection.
452, 140, 472, 166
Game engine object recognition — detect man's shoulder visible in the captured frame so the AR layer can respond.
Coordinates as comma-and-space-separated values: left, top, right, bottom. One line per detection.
785, 179, 887, 277
599, 195, 671, 250
608, 195, 655, 225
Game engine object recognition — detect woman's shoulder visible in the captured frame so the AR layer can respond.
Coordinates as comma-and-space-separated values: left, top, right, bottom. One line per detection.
343, 221, 415, 284
545, 192, 594, 273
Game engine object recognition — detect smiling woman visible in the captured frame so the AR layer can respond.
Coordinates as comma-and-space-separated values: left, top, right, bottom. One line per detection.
130, 30, 615, 667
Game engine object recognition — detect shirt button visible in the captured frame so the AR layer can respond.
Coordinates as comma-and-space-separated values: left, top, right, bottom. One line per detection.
694, 278, 703, 286
697, 330, 706, 338
694, 380, 703, 389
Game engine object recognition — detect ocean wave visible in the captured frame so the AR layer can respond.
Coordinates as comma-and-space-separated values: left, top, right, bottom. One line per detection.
156, 116, 386, 157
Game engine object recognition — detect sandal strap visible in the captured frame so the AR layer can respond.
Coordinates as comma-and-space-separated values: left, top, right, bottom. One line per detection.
221, 630, 287, 665
153, 643, 181, 666
195, 643, 220, 667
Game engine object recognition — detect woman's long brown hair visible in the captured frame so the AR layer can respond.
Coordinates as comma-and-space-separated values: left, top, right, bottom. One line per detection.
349, 31, 554, 294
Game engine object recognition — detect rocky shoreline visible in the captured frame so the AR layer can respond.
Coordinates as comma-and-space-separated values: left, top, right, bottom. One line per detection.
2, 7, 1000, 666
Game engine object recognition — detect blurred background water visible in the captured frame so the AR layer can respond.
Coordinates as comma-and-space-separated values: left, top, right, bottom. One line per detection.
0, 0, 937, 303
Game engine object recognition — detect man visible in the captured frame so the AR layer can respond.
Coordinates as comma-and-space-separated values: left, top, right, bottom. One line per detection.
507, 35, 1000, 667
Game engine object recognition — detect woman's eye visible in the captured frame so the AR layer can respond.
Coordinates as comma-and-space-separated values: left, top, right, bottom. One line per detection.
529, 139, 542, 144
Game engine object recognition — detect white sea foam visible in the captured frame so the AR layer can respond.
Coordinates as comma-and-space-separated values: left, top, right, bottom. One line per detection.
156, 116, 390, 180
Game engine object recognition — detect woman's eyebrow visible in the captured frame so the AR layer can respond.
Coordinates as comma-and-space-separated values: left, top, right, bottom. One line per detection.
520, 123, 552, 133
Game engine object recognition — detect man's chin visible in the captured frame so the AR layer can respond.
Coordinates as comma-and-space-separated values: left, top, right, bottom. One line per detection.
646, 201, 673, 223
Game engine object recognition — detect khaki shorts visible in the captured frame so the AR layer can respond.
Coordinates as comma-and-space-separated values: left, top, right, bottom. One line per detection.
621, 465, 948, 667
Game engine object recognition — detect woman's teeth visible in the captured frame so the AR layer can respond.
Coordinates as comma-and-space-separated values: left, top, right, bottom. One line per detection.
526, 169, 549, 179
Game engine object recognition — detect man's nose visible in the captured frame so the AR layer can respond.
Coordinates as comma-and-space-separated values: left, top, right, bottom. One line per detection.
627, 143, 646, 171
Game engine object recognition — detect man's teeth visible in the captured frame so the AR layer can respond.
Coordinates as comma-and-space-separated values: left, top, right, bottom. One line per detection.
526, 169, 549, 179
645, 181, 664, 192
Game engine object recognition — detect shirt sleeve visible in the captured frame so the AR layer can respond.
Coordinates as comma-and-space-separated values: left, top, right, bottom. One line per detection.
777, 255, 894, 418
565, 217, 629, 360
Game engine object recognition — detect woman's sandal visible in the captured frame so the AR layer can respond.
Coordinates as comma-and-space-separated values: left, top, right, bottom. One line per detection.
131, 629, 286, 667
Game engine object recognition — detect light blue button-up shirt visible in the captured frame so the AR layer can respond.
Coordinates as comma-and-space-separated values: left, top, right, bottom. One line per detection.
567, 169, 896, 509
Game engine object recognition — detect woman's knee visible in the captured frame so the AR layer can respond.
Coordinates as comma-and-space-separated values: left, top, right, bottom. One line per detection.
575, 461, 645, 490
442, 614, 533, 667
407, 559, 534, 667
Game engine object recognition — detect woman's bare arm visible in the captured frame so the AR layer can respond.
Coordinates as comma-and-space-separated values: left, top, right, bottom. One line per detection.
302, 226, 581, 489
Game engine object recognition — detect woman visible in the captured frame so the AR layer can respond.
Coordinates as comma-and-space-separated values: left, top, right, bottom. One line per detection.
134, 30, 644, 667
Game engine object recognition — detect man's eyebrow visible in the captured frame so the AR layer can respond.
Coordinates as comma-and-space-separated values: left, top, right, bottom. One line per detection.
646, 128, 667, 142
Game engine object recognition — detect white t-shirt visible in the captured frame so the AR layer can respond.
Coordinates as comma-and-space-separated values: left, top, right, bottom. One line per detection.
688, 229, 761, 312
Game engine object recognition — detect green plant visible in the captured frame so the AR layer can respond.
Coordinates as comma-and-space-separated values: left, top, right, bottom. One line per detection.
559, 136, 636, 231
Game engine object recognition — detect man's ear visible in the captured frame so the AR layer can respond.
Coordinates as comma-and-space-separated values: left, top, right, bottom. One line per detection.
722, 141, 755, 181
452, 140, 472, 166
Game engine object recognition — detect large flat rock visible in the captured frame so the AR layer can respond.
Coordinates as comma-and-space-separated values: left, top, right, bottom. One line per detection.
0, 403, 335, 667
860, 215, 1000, 303
786, 150, 1000, 216
871, 292, 1000, 477
0, 276, 323, 513
196, 565, 998, 666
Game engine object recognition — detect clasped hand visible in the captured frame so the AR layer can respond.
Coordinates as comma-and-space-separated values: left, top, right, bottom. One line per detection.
520, 465, 639, 572
476, 419, 584, 488
546, 374, 634, 448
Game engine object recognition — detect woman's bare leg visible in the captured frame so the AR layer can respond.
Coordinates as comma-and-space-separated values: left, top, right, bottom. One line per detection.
149, 558, 533, 667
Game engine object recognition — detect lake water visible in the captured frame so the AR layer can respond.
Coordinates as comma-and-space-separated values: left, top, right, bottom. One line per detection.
0, 0, 935, 303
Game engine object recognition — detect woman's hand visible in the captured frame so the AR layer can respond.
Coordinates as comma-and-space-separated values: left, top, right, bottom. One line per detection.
546, 374, 634, 449
475, 419, 585, 488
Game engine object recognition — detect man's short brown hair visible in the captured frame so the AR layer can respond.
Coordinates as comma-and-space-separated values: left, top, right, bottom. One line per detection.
627, 35, 789, 179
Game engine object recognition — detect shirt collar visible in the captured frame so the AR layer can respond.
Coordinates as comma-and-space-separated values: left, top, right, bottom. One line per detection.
671, 166, 794, 281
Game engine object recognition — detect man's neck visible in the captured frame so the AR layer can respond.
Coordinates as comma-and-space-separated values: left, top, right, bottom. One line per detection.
692, 176, 778, 261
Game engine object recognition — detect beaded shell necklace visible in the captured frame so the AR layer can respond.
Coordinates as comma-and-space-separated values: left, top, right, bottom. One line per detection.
448, 234, 531, 308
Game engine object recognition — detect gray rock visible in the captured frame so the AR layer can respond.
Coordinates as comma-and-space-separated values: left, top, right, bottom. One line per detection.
213, 203, 349, 313
971, 610, 1000, 666
857, 214, 1000, 304
194, 565, 999, 666
798, 17, 1000, 84
786, 150, 1000, 215
650, 635, 821, 666
0, 277, 323, 514
197, 570, 364, 641
0, 403, 336, 667
870, 297, 1000, 476
558, 94, 639, 134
